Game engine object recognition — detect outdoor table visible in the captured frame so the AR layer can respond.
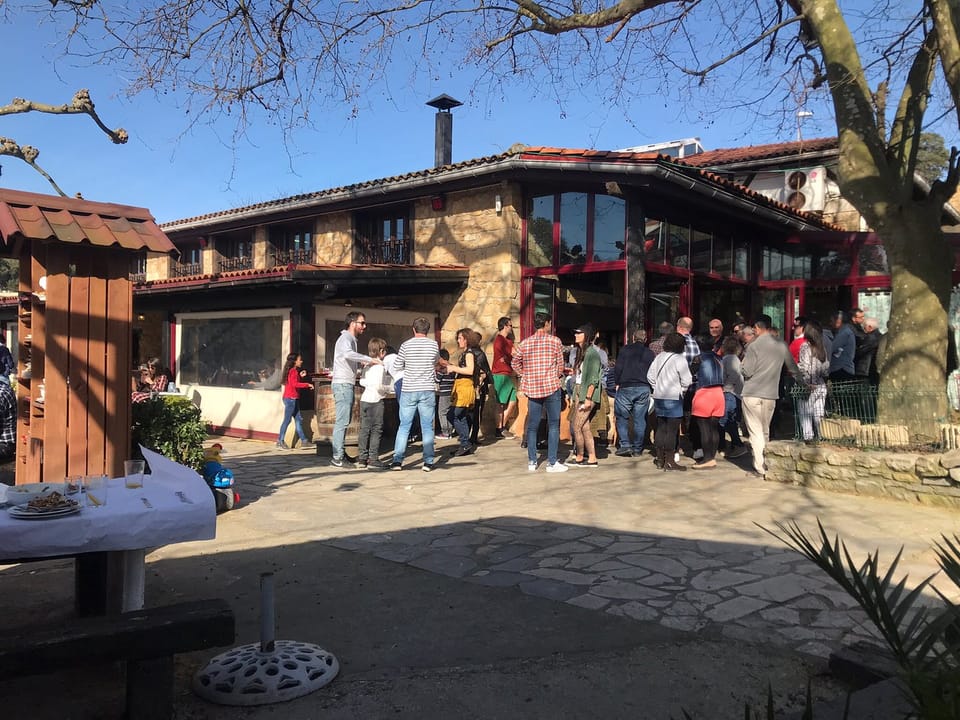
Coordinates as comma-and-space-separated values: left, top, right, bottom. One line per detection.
0, 446, 216, 614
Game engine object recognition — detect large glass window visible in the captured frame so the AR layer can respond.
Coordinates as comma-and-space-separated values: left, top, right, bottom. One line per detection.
668, 224, 690, 268
178, 312, 285, 388
816, 249, 852, 279
733, 240, 750, 279
713, 235, 732, 276
526, 195, 554, 267
593, 196, 626, 261
690, 229, 711, 272
644, 218, 667, 264
858, 244, 888, 275
526, 191, 625, 267
761, 290, 786, 333
559, 192, 588, 265
762, 247, 812, 280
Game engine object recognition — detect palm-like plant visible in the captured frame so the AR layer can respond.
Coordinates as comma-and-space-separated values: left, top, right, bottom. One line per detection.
763, 521, 960, 719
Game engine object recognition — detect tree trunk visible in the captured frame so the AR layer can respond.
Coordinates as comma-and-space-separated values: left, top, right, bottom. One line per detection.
876, 210, 952, 440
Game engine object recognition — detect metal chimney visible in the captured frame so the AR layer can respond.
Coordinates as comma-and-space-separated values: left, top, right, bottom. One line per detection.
426, 94, 462, 168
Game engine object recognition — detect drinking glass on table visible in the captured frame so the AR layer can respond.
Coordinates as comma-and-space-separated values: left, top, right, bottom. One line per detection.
65, 475, 83, 498
85, 475, 107, 507
124, 460, 145, 489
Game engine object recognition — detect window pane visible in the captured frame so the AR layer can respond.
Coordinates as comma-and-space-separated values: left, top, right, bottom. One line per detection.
668, 224, 689, 268
816, 250, 852, 278
644, 218, 666, 264
533, 279, 555, 317
179, 315, 284, 388
713, 236, 731, 276
526, 195, 554, 267
593, 195, 625, 262
858, 244, 888, 275
691, 229, 711, 272
559, 192, 588, 265
733, 240, 750, 279
761, 290, 786, 333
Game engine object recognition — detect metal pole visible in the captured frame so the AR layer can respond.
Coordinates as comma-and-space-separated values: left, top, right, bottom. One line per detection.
260, 572, 275, 653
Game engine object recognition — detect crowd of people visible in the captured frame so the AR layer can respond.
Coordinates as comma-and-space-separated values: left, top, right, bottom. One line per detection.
275, 306, 883, 477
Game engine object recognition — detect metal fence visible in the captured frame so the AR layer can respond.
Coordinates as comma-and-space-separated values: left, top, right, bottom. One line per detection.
789, 380, 948, 448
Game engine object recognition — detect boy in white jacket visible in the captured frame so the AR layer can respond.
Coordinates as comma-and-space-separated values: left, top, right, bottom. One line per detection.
358, 337, 388, 469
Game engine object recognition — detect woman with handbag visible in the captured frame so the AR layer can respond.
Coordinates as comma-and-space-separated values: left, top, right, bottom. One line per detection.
448, 328, 479, 457
569, 323, 603, 467
646, 333, 693, 471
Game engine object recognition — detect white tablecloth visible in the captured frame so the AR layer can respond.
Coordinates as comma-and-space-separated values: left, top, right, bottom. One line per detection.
0, 446, 216, 561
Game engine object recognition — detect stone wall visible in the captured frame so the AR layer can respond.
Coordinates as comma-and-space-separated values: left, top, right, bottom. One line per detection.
765, 441, 960, 509
416, 183, 521, 350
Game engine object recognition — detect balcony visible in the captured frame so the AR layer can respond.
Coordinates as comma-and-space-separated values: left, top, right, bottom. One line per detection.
173, 261, 202, 277
219, 256, 253, 272
357, 237, 411, 265
274, 249, 314, 266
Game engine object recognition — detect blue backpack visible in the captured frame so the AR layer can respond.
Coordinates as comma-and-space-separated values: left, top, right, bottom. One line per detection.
697, 352, 724, 388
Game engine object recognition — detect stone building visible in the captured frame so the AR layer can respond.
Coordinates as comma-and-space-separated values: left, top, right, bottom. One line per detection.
118, 139, 848, 440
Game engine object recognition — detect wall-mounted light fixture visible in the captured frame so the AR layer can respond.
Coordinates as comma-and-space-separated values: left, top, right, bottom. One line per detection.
430, 194, 446, 212
495, 194, 503, 215
343, 299, 353, 308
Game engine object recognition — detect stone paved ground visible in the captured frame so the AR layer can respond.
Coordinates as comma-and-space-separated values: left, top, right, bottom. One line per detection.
193, 434, 960, 660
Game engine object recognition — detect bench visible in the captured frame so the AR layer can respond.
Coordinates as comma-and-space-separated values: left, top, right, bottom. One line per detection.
0, 598, 235, 720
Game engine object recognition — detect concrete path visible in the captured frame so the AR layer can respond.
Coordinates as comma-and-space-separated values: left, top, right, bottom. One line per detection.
192, 435, 959, 659
3, 434, 959, 718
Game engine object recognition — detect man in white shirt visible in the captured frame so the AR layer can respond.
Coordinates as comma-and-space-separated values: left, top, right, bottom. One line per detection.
330, 311, 379, 467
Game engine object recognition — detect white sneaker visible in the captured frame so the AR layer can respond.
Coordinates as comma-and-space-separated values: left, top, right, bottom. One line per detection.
693, 449, 704, 461
546, 462, 569, 473
528, 462, 538, 472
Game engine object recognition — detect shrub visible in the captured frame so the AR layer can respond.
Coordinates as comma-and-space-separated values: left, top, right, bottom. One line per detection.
765, 521, 960, 719
131, 395, 208, 472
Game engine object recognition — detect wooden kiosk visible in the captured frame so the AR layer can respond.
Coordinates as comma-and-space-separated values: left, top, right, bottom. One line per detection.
0, 189, 176, 485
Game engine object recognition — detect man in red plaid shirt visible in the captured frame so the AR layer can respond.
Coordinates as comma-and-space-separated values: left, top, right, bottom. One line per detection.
512, 312, 568, 473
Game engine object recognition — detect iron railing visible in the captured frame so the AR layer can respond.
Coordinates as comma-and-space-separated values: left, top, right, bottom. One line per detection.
173, 261, 202, 277
219, 256, 253, 272
274, 249, 313, 266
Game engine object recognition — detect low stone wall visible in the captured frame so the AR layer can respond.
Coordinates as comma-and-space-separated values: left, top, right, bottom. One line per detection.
765, 441, 960, 509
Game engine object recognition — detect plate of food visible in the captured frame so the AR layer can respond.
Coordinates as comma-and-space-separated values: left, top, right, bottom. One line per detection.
7, 492, 81, 520
5, 483, 63, 506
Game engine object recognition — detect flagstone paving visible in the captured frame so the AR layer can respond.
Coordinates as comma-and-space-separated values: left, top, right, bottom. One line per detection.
192, 435, 960, 661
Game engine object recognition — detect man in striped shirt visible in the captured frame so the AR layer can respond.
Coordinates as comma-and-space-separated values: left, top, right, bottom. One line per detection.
512, 312, 568, 473
390, 317, 441, 472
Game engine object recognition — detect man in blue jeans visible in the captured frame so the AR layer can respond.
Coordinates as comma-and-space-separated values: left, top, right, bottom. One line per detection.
330, 311, 379, 468
391, 317, 441, 472
512, 312, 568, 473
613, 328, 655, 457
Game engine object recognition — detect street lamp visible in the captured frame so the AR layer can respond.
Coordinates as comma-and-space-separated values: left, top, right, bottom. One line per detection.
796, 110, 814, 142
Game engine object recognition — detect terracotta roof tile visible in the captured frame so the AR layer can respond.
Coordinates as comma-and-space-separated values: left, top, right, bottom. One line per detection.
683, 137, 838, 167
0, 188, 176, 253
162, 141, 841, 231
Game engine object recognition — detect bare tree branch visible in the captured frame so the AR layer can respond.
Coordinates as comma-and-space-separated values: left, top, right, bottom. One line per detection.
0, 136, 68, 196
0, 89, 127, 144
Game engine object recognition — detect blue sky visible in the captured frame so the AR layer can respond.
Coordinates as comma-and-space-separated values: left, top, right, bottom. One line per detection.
0, 11, 840, 224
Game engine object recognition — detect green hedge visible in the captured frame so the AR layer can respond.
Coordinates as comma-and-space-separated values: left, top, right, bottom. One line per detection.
131, 395, 208, 472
